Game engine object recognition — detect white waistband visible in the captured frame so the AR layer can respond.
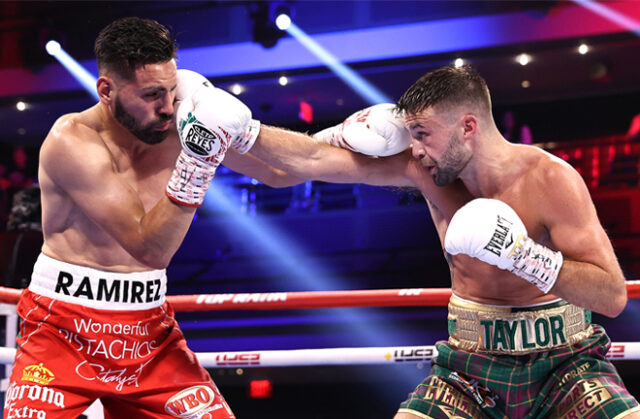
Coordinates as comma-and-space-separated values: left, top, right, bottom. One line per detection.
29, 253, 167, 311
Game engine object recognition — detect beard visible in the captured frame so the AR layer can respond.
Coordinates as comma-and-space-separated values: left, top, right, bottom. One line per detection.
114, 96, 172, 145
432, 132, 471, 187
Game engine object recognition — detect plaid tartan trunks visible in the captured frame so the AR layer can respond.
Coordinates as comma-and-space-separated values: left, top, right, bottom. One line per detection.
398, 296, 639, 418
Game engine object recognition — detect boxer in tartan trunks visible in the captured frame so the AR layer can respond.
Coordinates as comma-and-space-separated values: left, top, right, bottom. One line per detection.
386, 65, 640, 419
243, 65, 640, 417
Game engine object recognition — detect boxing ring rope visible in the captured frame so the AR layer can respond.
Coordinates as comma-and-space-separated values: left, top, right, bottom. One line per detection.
0, 281, 639, 367
1, 281, 637, 311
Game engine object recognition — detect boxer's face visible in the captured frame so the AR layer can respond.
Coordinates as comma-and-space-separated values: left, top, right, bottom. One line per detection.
406, 106, 471, 186
112, 60, 178, 144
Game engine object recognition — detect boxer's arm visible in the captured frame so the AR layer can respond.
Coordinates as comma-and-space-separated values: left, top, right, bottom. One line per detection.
541, 160, 627, 317
249, 125, 418, 188
41, 120, 194, 269
221, 148, 307, 188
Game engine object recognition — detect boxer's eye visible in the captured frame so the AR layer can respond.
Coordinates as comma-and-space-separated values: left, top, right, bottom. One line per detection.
415, 131, 430, 142
141, 88, 167, 101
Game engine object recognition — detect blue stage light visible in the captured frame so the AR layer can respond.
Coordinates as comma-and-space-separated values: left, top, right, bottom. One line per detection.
45, 40, 99, 101
285, 23, 392, 105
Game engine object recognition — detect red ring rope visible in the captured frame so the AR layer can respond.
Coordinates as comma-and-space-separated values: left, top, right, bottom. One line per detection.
0, 280, 637, 311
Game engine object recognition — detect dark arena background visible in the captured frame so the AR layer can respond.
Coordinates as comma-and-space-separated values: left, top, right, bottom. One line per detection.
1, 1, 640, 418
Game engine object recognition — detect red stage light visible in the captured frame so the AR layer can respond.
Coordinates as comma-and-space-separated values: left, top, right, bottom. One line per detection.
299, 101, 313, 123
249, 379, 273, 399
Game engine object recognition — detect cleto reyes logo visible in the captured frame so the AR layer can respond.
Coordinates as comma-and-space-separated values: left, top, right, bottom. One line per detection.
184, 123, 219, 157
165, 385, 220, 418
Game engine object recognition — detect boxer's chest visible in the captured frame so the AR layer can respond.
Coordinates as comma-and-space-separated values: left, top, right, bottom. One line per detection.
114, 142, 181, 211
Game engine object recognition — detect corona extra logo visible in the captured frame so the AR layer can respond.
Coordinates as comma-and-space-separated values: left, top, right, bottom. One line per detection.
22, 363, 55, 385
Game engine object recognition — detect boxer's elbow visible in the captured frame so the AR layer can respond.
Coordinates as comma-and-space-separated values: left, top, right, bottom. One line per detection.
606, 287, 628, 318
141, 256, 170, 270
129, 245, 172, 270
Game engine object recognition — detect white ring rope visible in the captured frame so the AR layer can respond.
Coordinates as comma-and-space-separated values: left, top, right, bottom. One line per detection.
0, 342, 638, 368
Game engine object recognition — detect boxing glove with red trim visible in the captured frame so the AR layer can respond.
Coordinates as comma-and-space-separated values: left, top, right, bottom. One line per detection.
313, 103, 410, 156
444, 198, 563, 293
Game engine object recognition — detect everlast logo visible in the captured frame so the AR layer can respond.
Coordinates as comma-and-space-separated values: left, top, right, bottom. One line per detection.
55, 271, 161, 303
483, 215, 514, 256
184, 123, 218, 157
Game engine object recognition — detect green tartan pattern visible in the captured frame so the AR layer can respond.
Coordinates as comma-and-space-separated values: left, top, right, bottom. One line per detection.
398, 325, 639, 418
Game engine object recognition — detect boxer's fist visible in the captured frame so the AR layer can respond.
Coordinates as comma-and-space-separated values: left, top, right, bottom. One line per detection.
176, 87, 248, 166
445, 198, 562, 293
313, 104, 410, 156
176, 69, 260, 155
168, 70, 260, 207
175, 69, 212, 105
445, 198, 526, 270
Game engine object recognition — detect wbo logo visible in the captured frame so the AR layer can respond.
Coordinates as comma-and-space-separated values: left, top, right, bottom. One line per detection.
165, 385, 221, 418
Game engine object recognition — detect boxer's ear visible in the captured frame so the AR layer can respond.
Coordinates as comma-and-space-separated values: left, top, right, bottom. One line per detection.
97, 76, 113, 105
461, 114, 478, 140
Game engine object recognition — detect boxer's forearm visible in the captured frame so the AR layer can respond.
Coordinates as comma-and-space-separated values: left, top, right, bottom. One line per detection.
550, 260, 627, 318
249, 125, 335, 175
251, 125, 415, 187
126, 198, 197, 269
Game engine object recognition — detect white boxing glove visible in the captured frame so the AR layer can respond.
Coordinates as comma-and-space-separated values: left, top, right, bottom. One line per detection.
444, 198, 563, 294
175, 69, 213, 104
174, 69, 261, 154
166, 72, 260, 207
313, 104, 410, 156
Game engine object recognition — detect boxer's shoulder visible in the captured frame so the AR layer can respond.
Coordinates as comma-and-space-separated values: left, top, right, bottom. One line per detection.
521, 145, 586, 195
44, 108, 106, 152
517, 143, 571, 170
41, 110, 115, 186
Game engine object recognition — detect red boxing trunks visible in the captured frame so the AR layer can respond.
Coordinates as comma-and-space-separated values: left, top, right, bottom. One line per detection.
3, 253, 235, 419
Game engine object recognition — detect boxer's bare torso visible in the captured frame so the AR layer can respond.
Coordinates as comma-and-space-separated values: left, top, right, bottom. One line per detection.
39, 104, 182, 271
39, 88, 298, 273
421, 145, 568, 307
415, 142, 624, 315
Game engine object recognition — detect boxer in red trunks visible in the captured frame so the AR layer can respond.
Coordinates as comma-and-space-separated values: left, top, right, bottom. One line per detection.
3, 17, 302, 418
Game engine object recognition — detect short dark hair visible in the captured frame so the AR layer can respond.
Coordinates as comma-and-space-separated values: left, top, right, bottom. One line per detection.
94, 17, 177, 79
396, 65, 491, 116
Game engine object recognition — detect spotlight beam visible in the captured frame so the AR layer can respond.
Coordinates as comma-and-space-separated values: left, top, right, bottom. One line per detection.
202, 185, 415, 348
571, 0, 640, 35
45, 40, 99, 101
285, 23, 392, 105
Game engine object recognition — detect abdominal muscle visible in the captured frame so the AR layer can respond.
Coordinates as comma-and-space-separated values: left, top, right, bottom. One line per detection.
450, 254, 560, 307
41, 223, 151, 273
39, 173, 168, 273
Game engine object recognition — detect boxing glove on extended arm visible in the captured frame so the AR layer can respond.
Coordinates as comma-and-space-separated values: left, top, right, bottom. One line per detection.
166, 72, 259, 206
444, 198, 563, 294
313, 104, 411, 156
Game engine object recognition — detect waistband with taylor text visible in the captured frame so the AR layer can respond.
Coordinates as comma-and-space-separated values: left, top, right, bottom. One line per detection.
447, 293, 593, 355
29, 253, 167, 311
